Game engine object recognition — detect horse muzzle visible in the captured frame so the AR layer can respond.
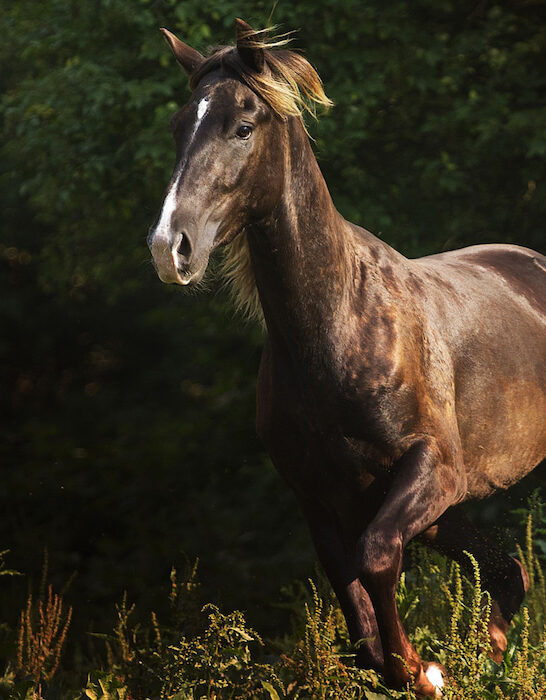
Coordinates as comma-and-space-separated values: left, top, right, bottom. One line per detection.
148, 228, 205, 286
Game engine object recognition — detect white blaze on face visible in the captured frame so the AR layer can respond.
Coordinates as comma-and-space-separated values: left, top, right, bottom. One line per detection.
196, 97, 209, 125
188, 96, 210, 146
153, 97, 210, 242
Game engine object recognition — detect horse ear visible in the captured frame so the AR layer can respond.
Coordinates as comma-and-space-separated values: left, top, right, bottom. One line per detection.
235, 18, 265, 72
160, 28, 205, 76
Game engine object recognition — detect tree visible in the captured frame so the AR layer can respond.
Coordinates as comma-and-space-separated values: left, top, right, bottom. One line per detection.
1, 0, 544, 647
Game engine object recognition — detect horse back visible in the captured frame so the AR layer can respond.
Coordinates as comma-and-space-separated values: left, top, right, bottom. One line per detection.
431, 243, 546, 315
414, 243, 546, 496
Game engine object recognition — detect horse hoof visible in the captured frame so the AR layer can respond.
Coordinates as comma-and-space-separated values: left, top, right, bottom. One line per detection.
416, 661, 446, 698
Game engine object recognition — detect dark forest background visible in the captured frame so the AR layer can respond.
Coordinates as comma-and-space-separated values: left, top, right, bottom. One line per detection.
1, 0, 545, 666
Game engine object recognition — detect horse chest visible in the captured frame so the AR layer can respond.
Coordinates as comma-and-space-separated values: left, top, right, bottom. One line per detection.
257, 348, 410, 501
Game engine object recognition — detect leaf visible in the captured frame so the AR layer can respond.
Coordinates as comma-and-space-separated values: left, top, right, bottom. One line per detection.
229, 626, 254, 642
84, 672, 127, 700
261, 680, 281, 700
9, 681, 36, 700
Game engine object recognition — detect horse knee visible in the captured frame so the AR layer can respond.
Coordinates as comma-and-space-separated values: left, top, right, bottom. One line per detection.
356, 527, 403, 589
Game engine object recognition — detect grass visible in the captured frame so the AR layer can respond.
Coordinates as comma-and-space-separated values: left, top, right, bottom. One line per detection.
0, 506, 545, 700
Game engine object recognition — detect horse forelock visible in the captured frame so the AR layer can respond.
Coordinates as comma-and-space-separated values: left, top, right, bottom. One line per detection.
190, 34, 332, 127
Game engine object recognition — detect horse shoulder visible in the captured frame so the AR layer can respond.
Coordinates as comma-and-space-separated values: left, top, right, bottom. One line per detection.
416, 243, 546, 317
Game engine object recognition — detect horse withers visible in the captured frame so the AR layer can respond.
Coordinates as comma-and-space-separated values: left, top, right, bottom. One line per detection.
147, 19, 546, 697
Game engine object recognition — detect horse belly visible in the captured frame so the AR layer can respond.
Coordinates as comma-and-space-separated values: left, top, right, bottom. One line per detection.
456, 338, 546, 499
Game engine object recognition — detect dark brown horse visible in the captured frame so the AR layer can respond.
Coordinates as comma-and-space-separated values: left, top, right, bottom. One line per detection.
148, 19, 546, 697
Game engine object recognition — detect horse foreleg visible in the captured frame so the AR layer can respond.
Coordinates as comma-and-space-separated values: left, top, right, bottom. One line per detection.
420, 508, 529, 663
301, 499, 384, 672
355, 438, 465, 697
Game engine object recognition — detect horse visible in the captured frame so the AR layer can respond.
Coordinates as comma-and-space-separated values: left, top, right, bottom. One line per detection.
147, 19, 546, 697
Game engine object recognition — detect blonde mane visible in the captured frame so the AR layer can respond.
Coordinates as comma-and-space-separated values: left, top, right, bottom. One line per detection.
190, 26, 332, 123
220, 233, 263, 325
191, 27, 332, 325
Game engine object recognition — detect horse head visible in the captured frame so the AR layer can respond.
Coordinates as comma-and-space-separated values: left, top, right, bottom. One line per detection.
147, 19, 330, 288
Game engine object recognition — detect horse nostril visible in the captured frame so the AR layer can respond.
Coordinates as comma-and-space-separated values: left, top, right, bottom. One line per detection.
176, 232, 193, 264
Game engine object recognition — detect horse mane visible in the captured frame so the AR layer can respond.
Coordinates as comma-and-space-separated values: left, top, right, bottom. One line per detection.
190, 26, 332, 122
191, 26, 332, 325
219, 233, 263, 325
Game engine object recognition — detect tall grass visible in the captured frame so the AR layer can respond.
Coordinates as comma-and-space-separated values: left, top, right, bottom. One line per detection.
1, 507, 545, 700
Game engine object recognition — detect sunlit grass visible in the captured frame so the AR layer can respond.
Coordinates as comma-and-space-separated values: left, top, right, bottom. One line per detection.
1, 506, 545, 699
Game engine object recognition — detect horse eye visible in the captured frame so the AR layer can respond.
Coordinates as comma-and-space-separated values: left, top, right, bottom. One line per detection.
236, 124, 253, 139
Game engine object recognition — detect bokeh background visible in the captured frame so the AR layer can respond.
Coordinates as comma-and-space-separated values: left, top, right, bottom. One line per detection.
1, 0, 545, 665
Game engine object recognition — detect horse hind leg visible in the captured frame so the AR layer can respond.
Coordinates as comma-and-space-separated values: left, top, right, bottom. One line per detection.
420, 507, 529, 664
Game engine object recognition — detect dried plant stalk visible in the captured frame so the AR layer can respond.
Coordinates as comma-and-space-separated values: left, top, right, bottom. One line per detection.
16, 584, 72, 684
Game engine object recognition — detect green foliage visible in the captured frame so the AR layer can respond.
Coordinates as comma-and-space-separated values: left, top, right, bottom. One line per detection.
439, 554, 493, 698
154, 604, 283, 699
83, 672, 127, 700
400, 530, 546, 700
1, 508, 546, 698
0, 553, 21, 581
89, 571, 283, 700
278, 580, 394, 699
4, 680, 36, 700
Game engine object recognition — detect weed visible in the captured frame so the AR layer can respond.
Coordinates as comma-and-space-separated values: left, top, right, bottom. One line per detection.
16, 585, 72, 689
1, 504, 546, 699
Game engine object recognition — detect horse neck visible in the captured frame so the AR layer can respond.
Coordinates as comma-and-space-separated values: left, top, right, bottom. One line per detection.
247, 118, 358, 348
